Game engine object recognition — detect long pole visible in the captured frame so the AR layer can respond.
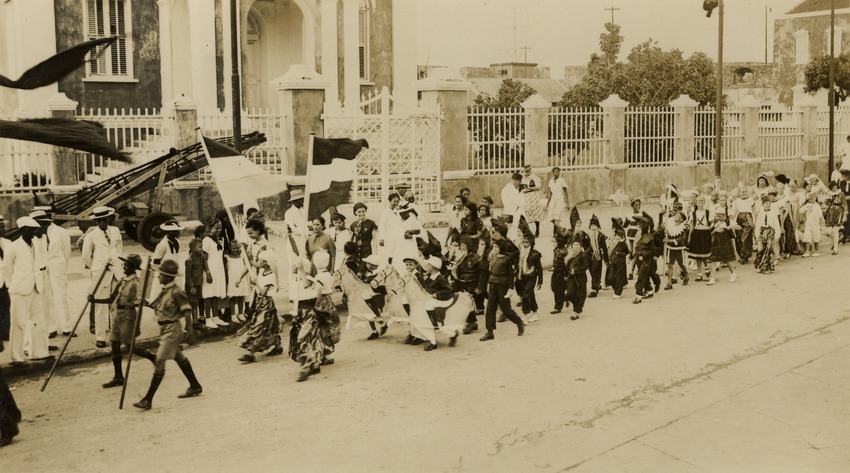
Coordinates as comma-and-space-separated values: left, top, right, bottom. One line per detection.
829, 0, 836, 175
230, 0, 242, 152
41, 264, 112, 392
119, 257, 153, 409
714, 0, 724, 185
764, 7, 769, 64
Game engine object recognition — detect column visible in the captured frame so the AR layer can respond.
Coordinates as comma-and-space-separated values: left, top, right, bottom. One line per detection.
738, 95, 762, 183
187, 0, 218, 110
46, 94, 79, 186
342, 0, 361, 109
671, 94, 699, 189
797, 93, 819, 159
271, 65, 331, 176
172, 96, 198, 149
158, 0, 174, 106
600, 94, 629, 199
392, 0, 418, 104
320, 0, 339, 107
521, 94, 551, 169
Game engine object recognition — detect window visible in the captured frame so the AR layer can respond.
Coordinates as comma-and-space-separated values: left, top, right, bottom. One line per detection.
84, 0, 133, 78
358, 7, 369, 80
794, 29, 810, 65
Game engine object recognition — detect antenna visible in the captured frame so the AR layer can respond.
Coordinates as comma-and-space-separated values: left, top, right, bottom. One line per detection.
604, 5, 621, 25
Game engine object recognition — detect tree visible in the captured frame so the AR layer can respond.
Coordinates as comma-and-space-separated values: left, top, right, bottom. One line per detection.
473, 78, 535, 108
559, 22, 624, 107
803, 55, 850, 103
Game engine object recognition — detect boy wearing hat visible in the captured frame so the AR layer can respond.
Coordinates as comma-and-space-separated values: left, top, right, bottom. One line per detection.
480, 239, 525, 342
415, 255, 456, 351
284, 190, 308, 307
360, 254, 389, 340
31, 207, 72, 338
81, 206, 123, 348
586, 214, 608, 298
89, 254, 157, 388
133, 259, 203, 410
6, 217, 52, 364
606, 224, 629, 299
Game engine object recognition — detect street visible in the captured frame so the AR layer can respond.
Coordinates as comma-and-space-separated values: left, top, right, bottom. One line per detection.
1, 207, 849, 472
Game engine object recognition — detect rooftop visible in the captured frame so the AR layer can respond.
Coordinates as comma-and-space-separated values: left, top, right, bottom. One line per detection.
787, 0, 850, 14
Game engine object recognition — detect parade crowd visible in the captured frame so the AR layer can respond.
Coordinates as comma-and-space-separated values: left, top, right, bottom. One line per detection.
1, 160, 850, 447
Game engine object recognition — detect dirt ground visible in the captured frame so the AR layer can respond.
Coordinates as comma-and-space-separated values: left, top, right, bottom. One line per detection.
2, 204, 849, 472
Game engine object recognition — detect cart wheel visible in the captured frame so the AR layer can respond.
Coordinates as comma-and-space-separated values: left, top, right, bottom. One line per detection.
137, 212, 172, 252
123, 219, 140, 242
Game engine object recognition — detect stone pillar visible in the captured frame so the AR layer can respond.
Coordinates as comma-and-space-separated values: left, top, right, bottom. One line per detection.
47, 94, 79, 186
415, 69, 473, 198
739, 95, 761, 160
521, 94, 551, 169
187, 0, 217, 109
671, 95, 699, 190
342, 0, 360, 108
797, 93, 819, 159
271, 65, 331, 176
171, 95, 198, 150
600, 94, 628, 165
392, 0, 418, 104
319, 0, 340, 107
601, 94, 629, 201
158, 0, 174, 106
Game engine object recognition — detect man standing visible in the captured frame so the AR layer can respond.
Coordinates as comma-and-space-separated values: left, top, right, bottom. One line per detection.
5, 217, 51, 364
547, 166, 569, 230
284, 190, 308, 307
30, 208, 72, 338
520, 165, 545, 237
133, 260, 202, 410
81, 207, 123, 348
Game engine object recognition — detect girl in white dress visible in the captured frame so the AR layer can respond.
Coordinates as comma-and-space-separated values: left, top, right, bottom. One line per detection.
202, 218, 228, 328
226, 240, 251, 321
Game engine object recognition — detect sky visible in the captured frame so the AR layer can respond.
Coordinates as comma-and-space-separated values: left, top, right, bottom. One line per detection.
416, 0, 806, 78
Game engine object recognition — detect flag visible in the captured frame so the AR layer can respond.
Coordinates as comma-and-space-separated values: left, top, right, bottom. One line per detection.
0, 37, 117, 90
307, 137, 369, 221
0, 118, 130, 162
199, 134, 289, 208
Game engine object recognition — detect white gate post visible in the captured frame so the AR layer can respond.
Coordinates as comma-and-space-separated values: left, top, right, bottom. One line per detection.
380, 87, 391, 205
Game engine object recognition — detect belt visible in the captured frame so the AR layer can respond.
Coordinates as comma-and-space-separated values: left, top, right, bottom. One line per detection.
158, 319, 178, 326
117, 304, 135, 310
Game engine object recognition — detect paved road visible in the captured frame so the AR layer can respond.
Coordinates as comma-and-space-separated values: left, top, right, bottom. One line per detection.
2, 204, 849, 472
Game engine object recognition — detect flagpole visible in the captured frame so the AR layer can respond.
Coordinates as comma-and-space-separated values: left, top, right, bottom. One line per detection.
198, 128, 239, 239
303, 132, 316, 222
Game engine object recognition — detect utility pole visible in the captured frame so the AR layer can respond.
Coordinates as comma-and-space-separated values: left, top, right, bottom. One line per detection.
829, 0, 836, 174
520, 46, 532, 77
714, 0, 724, 184
604, 6, 620, 25
765, 7, 771, 63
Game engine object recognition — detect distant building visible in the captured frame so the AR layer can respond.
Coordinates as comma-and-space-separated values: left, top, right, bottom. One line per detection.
774, 0, 850, 105
489, 62, 549, 79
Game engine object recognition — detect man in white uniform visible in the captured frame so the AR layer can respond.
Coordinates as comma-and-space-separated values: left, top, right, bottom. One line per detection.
0, 215, 10, 352
284, 190, 308, 308
31, 208, 72, 337
5, 217, 51, 364
81, 207, 123, 348
547, 166, 570, 229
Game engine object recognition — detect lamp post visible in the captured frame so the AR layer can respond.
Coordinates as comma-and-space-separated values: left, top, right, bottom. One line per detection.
829, 0, 836, 175
230, 0, 242, 152
714, 0, 723, 186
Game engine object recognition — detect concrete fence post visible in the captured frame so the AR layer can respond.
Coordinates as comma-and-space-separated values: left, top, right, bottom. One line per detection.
671, 94, 699, 190
46, 93, 79, 186
600, 94, 628, 165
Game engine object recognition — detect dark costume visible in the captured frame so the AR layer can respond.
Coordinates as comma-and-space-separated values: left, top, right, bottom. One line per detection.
350, 218, 378, 274
605, 239, 629, 296
564, 250, 589, 315
237, 272, 281, 354
451, 251, 486, 324
633, 232, 658, 297
0, 367, 21, 446
550, 243, 569, 311
289, 272, 341, 376
587, 229, 608, 294
484, 253, 524, 332
516, 246, 543, 315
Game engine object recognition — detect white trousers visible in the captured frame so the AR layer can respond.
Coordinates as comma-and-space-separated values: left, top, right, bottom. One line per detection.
10, 291, 47, 362
90, 270, 113, 342
43, 270, 71, 334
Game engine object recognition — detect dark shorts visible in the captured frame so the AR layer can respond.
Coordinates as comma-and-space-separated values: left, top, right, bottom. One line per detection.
109, 309, 136, 345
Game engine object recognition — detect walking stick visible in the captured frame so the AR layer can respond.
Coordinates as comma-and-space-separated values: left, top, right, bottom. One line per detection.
119, 256, 153, 409
41, 264, 112, 392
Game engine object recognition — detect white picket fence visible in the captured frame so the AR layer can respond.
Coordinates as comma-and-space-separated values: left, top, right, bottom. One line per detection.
0, 108, 53, 192
467, 106, 527, 174
548, 107, 605, 169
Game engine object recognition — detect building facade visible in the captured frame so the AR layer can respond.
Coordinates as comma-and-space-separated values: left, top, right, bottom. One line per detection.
0, 0, 418, 112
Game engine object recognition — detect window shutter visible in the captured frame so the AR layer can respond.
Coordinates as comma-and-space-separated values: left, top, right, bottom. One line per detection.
358, 10, 367, 79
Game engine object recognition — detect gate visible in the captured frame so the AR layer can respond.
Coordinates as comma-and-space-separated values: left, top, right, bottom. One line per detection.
323, 87, 441, 210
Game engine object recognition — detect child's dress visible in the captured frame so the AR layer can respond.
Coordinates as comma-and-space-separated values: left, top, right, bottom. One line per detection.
226, 253, 251, 299
709, 222, 737, 263
237, 270, 281, 353
802, 202, 824, 243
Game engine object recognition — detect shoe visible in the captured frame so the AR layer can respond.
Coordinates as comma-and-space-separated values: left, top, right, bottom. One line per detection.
707, 277, 715, 286
695, 276, 703, 282
802, 252, 810, 258
236, 313, 247, 323
48, 345, 59, 352
664, 284, 673, 290
366, 332, 379, 340
813, 252, 820, 257
403, 334, 415, 345
628, 274, 634, 280
296, 367, 321, 382
644, 291, 654, 299
266, 346, 284, 356
410, 338, 424, 346
133, 399, 152, 410
671, 278, 678, 284
462, 323, 478, 335
497, 315, 507, 323
833, 250, 838, 255
423, 343, 438, 352
449, 332, 459, 347
62, 332, 78, 338
31, 355, 55, 362
517, 320, 525, 336
0, 435, 14, 447
682, 277, 689, 286
238, 354, 256, 363
729, 273, 737, 283
570, 314, 580, 320
102, 377, 124, 389
550, 309, 561, 314
48, 331, 57, 339
178, 386, 203, 398
527, 313, 539, 323
95, 341, 107, 349
211, 317, 229, 327
632, 297, 642, 304
379, 324, 388, 336
479, 332, 495, 341
612, 294, 621, 299
320, 358, 335, 365
204, 319, 218, 329
587, 291, 597, 298
89, 326, 95, 335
